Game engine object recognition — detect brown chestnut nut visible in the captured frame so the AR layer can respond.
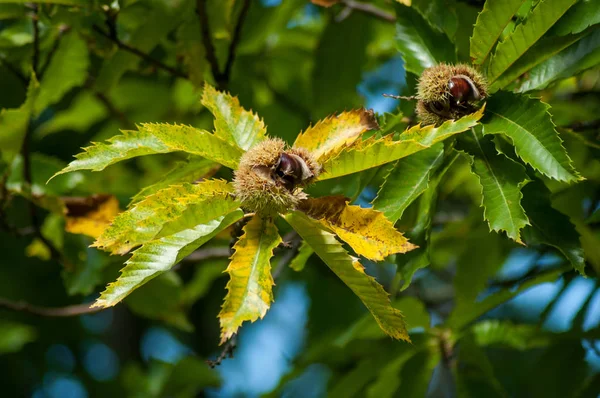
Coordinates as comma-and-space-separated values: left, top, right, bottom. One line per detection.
448, 75, 481, 105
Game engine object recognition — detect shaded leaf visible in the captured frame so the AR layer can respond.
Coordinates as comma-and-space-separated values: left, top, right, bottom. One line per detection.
94, 210, 243, 308
482, 92, 580, 182
219, 215, 281, 343
94, 180, 238, 255
35, 31, 89, 116
521, 182, 585, 274
284, 211, 410, 341
471, 320, 551, 350
551, 0, 600, 35
487, 0, 578, 83
0, 321, 36, 354
518, 28, 600, 92
293, 109, 379, 162
0, 0, 88, 4
289, 241, 313, 272
0, 74, 38, 163
202, 84, 267, 151
372, 143, 444, 223
37, 92, 107, 137
130, 157, 219, 205
52, 123, 244, 179
177, 16, 206, 89
458, 128, 530, 242
298, 196, 416, 261
63, 195, 120, 238
394, 3, 456, 75
319, 106, 484, 180
470, 0, 526, 65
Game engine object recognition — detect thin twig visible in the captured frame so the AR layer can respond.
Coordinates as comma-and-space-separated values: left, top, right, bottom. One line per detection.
207, 334, 237, 368
196, 0, 223, 89
222, 0, 251, 86
183, 247, 231, 262
32, 4, 40, 74
0, 298, 101, 317
339, 0, 395, 23
92, 25, 187, 79
39, 26, 71, 79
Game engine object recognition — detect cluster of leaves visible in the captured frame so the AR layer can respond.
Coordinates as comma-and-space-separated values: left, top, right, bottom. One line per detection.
0, 0, 599, 396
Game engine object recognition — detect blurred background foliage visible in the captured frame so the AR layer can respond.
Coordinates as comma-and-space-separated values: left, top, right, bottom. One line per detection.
0, 0, 599, 397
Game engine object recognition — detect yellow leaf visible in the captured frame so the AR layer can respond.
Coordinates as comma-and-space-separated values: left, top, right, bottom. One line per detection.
284, 211, 410, 341
298, 196, 417, 261
219, 215, 281, 343
64, 195, 120, 238
293, 109, 379, 162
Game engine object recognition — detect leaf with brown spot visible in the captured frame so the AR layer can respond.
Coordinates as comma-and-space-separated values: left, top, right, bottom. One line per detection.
293, 109, 379, 162
219, 215, 281, 343
298, 196, 417, 261
64, 194, 120, 238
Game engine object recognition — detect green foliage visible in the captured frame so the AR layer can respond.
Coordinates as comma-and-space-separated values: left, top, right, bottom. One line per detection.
0, 0, 599, 395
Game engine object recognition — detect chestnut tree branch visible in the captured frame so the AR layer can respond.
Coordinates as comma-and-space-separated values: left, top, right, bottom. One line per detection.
0, 298, 102, 317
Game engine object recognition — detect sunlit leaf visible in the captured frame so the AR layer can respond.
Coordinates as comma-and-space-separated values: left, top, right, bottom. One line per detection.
487, 0, 578, 83
394, 2, 456, 75
372, 143, 444, 223
284, 211, 410, 341
298, 196, 416, 261
293, 109, 379, 162
130, 157, 219, 205
35, 31, 89, 116
458, 128, 530, 242
517, 29, 600, 92
64, 194, 120, 238
319, 106, 484, 180
94, 180, 238, 255
219, 215, 281, 343
482, 92, 580, 182
202, 84, 267, 151
470, 0, 526, 65
51, 123, 243, 180
93, 210, 243, 308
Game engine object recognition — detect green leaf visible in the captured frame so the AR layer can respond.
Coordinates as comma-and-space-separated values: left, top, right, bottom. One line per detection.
293, 109, 379, 163
0, 74, 38, 163
394, 3, 456, 75
487, 0, 578, 83
0, 321, 36, 354
202, 84, 267, 151
177, 16, 206, 89
35, 31, 89, 116
93, 210, 243, 308
94, 180, 239, 254
37, 92, 107, 137
126, 272, 192, 331
551, 0, 600, 35
521, 182, 585, 274
372, 143, 444, 223
319, 107, 484, 180
130, 157, 218, 205
482, 92, 580, 182
470, 0, 527, 65
517, 28, 600, 92
0, 0, 88, 4
52, 123, 244, 179
289, 241, 313, 272
489, 29, 591, 91
219, 215, 281, 343
446, 266, 568, 330
182, 258, 228, 304
458, 129, 530, 242
284, 211, 410, 342
471, 320, 551, 349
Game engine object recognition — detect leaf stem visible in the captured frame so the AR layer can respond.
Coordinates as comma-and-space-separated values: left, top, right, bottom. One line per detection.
339, 0, 395, 23
0, 297, 102, 317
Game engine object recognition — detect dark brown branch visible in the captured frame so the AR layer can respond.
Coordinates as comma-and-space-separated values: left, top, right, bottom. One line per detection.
207, 334, 237, 368
340, 0, 395, 23
0, 297, 102, 317
567, 119, 600, 132
92, 25, 187, 79
196, 0, 224, 89
32, 4, 40, 74
222, 0, 251, 87
93, 91, 133, 129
